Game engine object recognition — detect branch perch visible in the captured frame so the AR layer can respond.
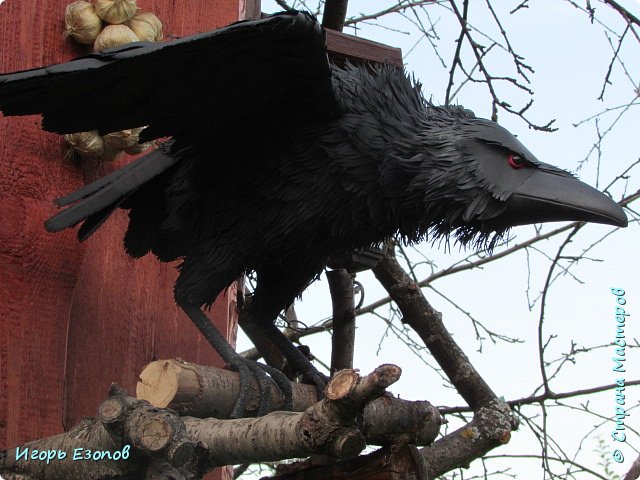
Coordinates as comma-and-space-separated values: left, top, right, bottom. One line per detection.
2, 366, 434, 479
0, 385, 196, 479
372, 247, 518, 477
183, 365, 401, 466
137, 359, 442, 446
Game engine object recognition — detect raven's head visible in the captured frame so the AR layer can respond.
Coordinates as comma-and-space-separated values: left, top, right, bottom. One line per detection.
388, 105, 628, 249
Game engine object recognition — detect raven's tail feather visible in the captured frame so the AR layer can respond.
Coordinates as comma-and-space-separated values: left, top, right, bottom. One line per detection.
45, 142, 178, 241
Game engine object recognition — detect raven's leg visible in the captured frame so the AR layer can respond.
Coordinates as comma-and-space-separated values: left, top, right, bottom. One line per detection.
245, 265, 330, 396
180, 304, 292, 417
259, 321, 329, 392
175, 254, 292, 417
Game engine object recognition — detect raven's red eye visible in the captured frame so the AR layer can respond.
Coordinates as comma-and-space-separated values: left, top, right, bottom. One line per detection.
508, 154, 526, 169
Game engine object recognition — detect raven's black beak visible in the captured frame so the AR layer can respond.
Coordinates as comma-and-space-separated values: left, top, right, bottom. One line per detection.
490, 165, 628, 229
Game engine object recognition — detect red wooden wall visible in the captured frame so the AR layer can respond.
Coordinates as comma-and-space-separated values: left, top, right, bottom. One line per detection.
0, 1, 258, 478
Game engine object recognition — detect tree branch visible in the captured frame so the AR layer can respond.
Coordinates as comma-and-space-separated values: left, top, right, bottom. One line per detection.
372, 247, 518, 476
344, 1, 439, 27
322, 0, 350, 32
440, 379, 640, 414
3, 367, 429, 479
136, 359, 442, 446
359, 188, 639, 316
601, 0, 640, 29
327, 269, 356, 374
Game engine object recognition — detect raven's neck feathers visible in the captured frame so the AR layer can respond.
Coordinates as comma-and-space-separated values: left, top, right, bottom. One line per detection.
330, 62, 508, 251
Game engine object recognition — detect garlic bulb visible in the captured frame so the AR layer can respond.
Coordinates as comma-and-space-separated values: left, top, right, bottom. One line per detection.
94, 0, 137, 24
125, 141, 154, 155
100, 144, 122, 162
94, 24, 139, 51
64, 1, 102, 45
64, 131, 105, 159
103, 127, 145, 150
126, 12, 162, 42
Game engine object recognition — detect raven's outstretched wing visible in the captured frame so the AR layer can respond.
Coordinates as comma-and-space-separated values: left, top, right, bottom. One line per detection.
0, 11, 339, 142
44, 142, 179, 239
2, 11, 340, 241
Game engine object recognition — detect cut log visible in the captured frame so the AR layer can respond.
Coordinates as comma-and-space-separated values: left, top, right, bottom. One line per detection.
137, 360, 442, 446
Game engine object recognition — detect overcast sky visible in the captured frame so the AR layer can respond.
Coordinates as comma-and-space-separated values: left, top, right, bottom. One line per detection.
249, 2, 640, 478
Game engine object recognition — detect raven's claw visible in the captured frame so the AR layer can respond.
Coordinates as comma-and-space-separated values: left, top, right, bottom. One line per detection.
304, 370, 329, 400
181, 304, 293, 417
228, 356, 293, 418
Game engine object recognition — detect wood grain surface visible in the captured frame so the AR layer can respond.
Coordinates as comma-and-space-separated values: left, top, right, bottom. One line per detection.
0, 2, 252, 479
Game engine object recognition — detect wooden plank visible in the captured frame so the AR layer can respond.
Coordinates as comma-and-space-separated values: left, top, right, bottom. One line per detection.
0, 2, 246, 480
0, 0, 88, 453
326, 29, 403, 67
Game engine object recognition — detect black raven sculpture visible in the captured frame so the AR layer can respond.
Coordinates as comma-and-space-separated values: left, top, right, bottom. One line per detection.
0, 12, 627, 416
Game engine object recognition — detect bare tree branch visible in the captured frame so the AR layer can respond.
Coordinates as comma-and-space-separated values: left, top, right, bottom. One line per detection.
440, 379, 640, 415
602, 0, 640, 29
625, 454, 640, 480
344, 1, 440, 27
322, 0, 349, 31
372, 247, 518, 476
327, 269, 356, 374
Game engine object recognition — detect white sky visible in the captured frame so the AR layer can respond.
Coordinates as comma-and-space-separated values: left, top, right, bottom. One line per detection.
249, 1, 640, 478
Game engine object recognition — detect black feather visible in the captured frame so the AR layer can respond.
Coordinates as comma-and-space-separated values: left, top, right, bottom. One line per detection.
1, 10, 619, 334
45, 142, 178, 233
